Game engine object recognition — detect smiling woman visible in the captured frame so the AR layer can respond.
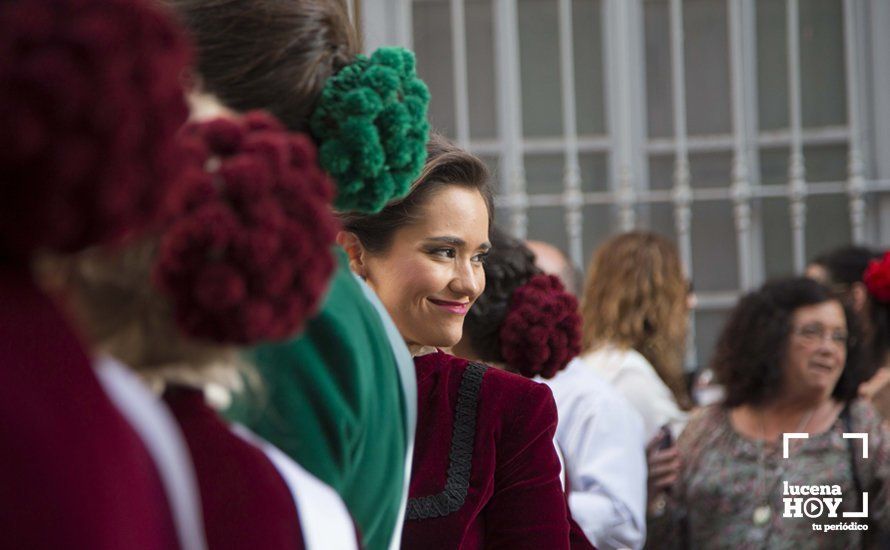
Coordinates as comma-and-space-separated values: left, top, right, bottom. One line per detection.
340, 135, 572, 549
341, 183, 490, 350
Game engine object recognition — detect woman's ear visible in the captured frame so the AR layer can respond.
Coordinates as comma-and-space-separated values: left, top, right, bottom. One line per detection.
337, 231, 368, 279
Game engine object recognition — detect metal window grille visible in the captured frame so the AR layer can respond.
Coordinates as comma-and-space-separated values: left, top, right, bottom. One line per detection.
362, 0, 890, 370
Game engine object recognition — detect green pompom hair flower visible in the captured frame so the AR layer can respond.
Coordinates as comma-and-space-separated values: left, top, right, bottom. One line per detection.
310, 47, 431, 213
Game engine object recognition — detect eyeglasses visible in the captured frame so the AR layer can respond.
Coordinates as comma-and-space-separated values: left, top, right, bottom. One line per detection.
792, 323, 850, 348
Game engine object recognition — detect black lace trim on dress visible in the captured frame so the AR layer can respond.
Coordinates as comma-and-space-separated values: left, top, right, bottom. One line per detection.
406, 361, 487, 520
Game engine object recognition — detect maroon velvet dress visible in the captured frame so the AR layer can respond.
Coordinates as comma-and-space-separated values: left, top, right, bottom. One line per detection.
163, 386, 360, 550
163, 387, 305, 550
402, 350, 571, 549
0, 267, 179, 549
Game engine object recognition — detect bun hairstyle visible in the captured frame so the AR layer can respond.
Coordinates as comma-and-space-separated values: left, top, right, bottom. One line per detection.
864, 252, 890, 304
340, 133, 492, 254
311, 47, 430, 213
69, 112, 338, 372
500, 275, 582, 379
168, 0, 430, 214
0, 0, 191, 259
168, 0, 358, 134
154, 112, 338, 345
863, 251, 890, 372
464, 226, 581, 379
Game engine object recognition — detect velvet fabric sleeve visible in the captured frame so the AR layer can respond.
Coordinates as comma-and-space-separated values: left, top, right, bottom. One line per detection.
0, 268, 179, 549
165, 387, 304, 550
404, 352, 571, 549
484, 377, 571, 549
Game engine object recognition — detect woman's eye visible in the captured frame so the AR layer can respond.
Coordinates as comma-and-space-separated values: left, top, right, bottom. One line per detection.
472, 252, 489, 263
800, 325, 823, 338
431, 248, 456, 258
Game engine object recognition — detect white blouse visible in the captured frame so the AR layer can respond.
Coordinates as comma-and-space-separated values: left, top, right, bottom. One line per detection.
542, 358, 647, 550
578, 345, 688, 441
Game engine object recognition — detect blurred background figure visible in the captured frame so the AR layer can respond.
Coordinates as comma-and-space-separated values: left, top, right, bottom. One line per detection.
579, 231, 692, 440
526, 239, 583, 296
807, 246, 890, 418
577, 230, 691, 535
457, 227, 646, 549
649, 277, 890, 549
689, 365, 724, 408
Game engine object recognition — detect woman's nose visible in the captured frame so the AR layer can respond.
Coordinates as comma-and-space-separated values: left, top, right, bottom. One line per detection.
450, 261, 482, 299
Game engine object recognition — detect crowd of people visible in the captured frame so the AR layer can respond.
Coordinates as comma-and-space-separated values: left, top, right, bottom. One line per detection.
3, 0, 890, 549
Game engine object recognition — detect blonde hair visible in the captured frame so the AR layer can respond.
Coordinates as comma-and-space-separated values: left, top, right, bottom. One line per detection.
580, 231, 691, 409
42, 238, 245, 389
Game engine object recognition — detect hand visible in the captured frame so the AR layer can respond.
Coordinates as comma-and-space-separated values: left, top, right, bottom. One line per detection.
862, 367, 890, 420
646, 432, 680, 515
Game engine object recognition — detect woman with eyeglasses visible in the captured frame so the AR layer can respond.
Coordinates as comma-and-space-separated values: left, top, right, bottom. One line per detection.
647, 277, 890, 549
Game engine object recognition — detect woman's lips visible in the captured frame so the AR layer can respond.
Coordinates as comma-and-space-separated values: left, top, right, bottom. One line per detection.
809, 361, 835, 372
428, 298, 469, 315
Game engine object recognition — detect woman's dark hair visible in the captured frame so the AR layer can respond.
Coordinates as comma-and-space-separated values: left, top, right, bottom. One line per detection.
811, 246, 889, 379
463, 226, 541, 364
169, 0, 358, 132
340, 133, 492, 253
712, 277, 865, 407
811, 246, 880, 286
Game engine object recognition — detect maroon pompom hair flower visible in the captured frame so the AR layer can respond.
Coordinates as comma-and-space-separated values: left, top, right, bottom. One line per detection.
0, 0, 191, 258
153, 112, 339, 345
864, 252, 890, 304
499, 274, 582, 379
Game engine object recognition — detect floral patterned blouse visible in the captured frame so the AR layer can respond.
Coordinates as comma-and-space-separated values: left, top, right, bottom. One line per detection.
648, 400, 890, 549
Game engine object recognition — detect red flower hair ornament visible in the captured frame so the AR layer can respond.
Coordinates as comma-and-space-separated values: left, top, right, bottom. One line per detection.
153, 112, 339, 345
499, 274, 582, 379
0, 0, 191, 258
864, 252, 890, 304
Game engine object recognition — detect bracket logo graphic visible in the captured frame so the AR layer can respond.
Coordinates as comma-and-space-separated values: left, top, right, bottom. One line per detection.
782, 432, 869, 519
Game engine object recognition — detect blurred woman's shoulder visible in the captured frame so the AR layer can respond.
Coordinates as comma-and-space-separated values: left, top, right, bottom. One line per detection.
577, 346, 654, 387
693, 403, 725, 422
678, 405, 727, 445
579, 345, 687, 439
845, 397, 885, 434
